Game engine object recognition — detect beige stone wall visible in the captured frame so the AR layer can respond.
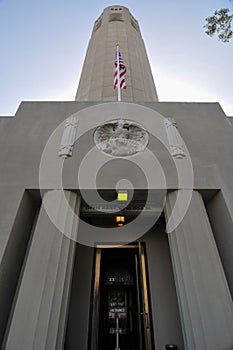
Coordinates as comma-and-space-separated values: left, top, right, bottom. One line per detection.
75, 6, 158, 102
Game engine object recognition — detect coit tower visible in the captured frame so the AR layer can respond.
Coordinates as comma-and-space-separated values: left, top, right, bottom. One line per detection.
75, 5, 158, 102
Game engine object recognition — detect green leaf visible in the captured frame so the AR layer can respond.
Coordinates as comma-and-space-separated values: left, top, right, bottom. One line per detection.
204, 8, 233, 42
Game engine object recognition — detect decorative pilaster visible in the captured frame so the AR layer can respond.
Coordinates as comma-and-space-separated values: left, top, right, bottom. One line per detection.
164, 118, 186, 158
4, 190, 80, 350
165, 190, 233, 350
58, 116, 78, 159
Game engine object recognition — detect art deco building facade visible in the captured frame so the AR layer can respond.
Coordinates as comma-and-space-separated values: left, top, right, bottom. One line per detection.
0, 5, 233, 350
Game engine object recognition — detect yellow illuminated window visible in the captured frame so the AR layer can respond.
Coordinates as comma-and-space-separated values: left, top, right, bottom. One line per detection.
117, 192, 128, 201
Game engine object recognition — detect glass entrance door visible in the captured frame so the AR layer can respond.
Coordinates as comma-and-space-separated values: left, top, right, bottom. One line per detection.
89, 243, 153, 350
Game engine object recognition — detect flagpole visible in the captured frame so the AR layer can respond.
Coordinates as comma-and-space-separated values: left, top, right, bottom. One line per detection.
116, 43, 121, 102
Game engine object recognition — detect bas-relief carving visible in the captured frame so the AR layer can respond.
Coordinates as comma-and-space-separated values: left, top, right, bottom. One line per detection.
58, 116, 78, 159
58, 116, 185, 160
94, 119, 149, 157
164, 117, 186, 159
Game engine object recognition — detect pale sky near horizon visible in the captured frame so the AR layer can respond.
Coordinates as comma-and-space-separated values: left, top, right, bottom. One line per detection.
0, 0, 233, 116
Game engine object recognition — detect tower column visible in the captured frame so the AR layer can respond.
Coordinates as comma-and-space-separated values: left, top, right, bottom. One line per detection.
165, 190, 233, 350
4, 190, 80, 350
75, 5, 158, 102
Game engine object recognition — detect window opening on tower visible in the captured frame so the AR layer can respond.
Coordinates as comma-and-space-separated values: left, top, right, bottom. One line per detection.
109, 13, 123, 22
94, 16, 102, 32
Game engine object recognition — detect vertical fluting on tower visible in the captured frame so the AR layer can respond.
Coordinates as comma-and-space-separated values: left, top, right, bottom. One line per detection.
75, 6, 158, 102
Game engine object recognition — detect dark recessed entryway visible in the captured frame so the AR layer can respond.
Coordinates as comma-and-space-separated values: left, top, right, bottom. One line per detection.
89, 243, 154, 350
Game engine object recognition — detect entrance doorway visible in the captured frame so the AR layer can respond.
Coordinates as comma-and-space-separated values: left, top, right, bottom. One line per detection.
89, 243, 154, 350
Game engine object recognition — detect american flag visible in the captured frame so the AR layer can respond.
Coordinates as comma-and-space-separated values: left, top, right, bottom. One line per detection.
114, 49, 126, 90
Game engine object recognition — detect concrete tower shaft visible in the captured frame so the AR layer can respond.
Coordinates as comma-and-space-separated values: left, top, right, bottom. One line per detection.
75, 6, 158, 102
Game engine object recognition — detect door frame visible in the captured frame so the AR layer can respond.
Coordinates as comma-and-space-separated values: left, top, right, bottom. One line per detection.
88, 243, 153, 350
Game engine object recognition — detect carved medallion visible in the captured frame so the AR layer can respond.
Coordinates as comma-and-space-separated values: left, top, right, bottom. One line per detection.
94, 119, 149, 156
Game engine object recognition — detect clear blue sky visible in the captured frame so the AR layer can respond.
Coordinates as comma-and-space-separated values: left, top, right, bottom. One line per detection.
0, 0, 233, 116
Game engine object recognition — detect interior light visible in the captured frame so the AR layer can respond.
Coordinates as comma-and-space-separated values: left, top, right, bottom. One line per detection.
116, 216, 125, 227
117, 191, 128, 201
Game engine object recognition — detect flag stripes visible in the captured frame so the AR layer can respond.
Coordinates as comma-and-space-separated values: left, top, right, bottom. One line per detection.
114, 49, 126, 90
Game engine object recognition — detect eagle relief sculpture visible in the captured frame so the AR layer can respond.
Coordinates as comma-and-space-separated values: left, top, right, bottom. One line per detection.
94, 119, 149, 156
